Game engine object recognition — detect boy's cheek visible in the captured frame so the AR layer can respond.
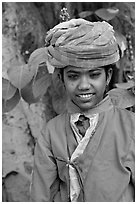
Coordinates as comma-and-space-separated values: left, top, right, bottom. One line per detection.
64, 84, 75, 95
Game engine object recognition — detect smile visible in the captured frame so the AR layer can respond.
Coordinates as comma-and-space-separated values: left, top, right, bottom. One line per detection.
78, 94, 94, 99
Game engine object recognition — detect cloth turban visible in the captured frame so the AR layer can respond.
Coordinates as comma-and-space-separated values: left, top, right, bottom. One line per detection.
45, 19, 120, 69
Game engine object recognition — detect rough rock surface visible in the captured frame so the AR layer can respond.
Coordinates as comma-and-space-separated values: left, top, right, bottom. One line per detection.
2, 2, 47, 201
2, 100, 46, 201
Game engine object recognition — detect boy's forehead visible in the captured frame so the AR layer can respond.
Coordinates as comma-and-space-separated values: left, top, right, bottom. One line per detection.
64, 66, 103, 72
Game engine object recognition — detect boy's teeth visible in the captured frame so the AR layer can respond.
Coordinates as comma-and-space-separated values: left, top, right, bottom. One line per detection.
79, 94, 93, 98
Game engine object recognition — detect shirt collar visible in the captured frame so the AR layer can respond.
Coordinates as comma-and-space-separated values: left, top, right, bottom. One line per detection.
66, 95, 113, 116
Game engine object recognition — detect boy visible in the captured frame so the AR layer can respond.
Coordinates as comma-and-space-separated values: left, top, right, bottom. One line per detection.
30, 19, 135, 202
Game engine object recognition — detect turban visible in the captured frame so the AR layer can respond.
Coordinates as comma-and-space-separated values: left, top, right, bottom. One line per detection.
45, 19, 120, 69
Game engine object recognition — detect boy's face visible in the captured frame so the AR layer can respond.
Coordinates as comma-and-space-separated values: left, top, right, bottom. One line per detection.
63, 66, 112, 111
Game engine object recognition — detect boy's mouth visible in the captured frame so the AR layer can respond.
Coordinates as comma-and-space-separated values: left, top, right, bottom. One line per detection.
77, 93, 95, 100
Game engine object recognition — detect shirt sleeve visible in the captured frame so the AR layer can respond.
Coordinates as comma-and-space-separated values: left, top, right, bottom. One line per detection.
124, 136, 135, 186
124, 111, 135, 187
30, 124, 58, 201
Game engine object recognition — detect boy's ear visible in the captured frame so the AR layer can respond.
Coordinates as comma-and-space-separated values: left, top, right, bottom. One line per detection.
58, 73, 62, 80
107, 68, 113, 85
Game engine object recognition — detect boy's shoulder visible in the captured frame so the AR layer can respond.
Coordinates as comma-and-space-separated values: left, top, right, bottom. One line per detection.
114, 105, 135, 119
113, 106, 135, 138
47, 112, 67, 127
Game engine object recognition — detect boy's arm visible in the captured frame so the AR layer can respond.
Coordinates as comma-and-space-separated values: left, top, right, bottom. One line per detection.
123, 111, 135, 188
30, 125, 58, 201
124, 136, 135, 186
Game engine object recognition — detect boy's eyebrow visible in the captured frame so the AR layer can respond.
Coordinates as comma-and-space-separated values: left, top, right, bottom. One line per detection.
66, 70, 80, 74
66, 68, 103, 74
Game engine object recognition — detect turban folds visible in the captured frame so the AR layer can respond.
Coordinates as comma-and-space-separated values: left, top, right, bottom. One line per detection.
45, 19, 120, 69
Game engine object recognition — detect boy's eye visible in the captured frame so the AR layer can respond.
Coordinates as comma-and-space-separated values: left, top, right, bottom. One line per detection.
90, 72, 101, 78
67, 74, 79, 80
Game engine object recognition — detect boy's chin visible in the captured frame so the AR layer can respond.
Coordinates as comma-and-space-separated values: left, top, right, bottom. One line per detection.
76, 102, 96, 111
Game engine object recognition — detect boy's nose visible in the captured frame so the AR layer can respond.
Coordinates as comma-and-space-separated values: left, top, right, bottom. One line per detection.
78, 76, 90, 90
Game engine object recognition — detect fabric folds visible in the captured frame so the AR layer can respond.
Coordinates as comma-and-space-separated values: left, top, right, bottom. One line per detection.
45, 19, 120, 69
